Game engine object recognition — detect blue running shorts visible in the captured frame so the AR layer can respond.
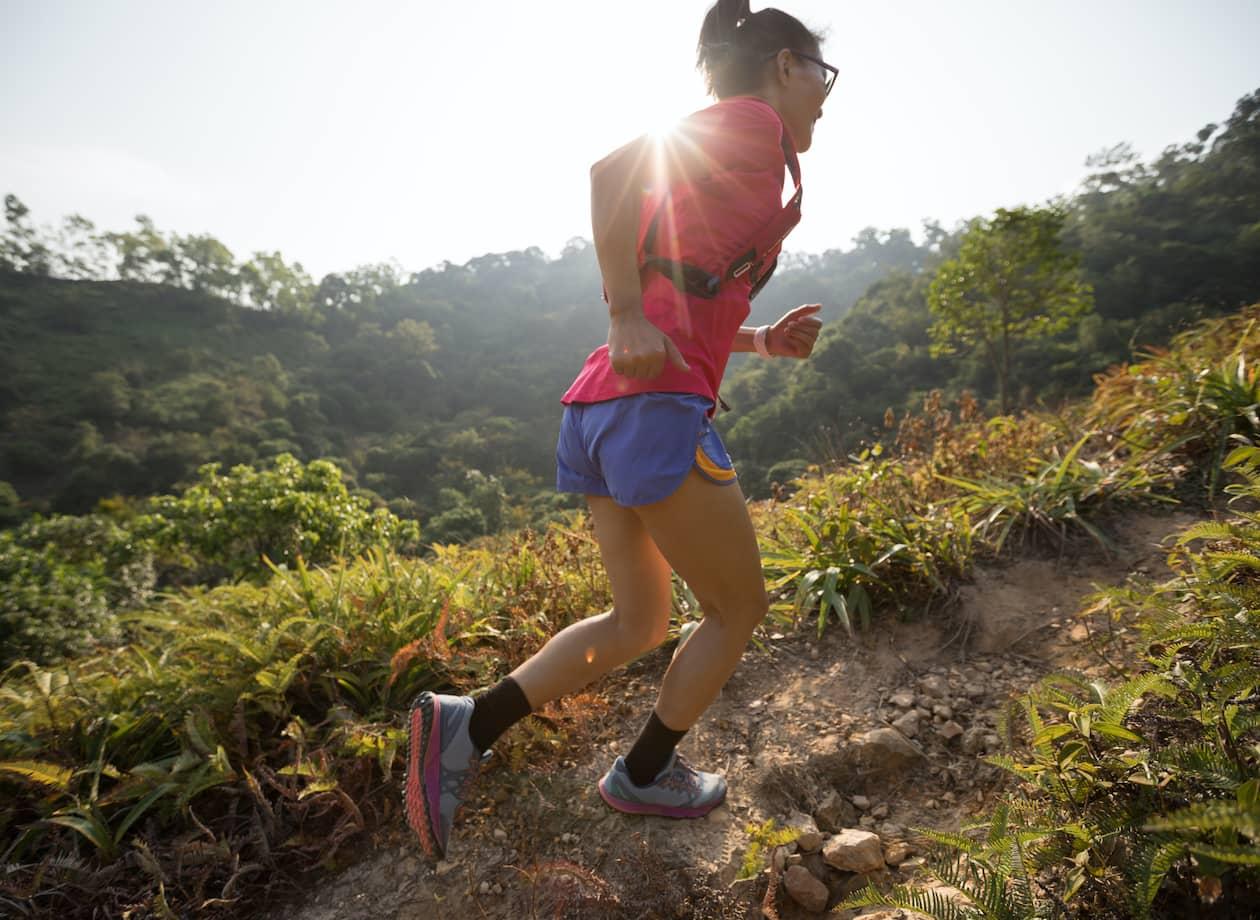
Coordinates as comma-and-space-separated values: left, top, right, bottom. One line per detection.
556, 392, 737, 506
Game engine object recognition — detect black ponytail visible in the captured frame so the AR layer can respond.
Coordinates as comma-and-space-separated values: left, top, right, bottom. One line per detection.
696, 1, 824, 99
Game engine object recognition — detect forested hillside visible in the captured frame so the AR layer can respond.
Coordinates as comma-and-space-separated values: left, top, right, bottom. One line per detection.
2, 88, 1256, 529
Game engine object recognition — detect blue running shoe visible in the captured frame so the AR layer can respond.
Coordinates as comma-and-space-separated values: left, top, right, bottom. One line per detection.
404, 691, 486, 859
598, 750, 726, 818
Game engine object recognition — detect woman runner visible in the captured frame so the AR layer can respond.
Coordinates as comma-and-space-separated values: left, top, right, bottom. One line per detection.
406, 0, 834, 860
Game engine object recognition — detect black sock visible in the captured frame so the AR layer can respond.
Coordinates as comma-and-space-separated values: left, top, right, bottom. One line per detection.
625, 710, 688, 787
468, 676, 533, 753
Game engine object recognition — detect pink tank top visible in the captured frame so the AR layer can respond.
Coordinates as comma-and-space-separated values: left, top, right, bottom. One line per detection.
561, 96, 798, 414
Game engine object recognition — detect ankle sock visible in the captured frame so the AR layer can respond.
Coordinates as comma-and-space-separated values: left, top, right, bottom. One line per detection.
468, 676, 533, 753
625, 710, 688, 787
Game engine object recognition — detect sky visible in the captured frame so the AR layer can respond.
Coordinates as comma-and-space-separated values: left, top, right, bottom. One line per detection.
2, 0, 1258, 280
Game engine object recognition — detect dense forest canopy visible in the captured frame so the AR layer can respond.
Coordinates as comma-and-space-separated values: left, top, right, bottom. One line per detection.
1, 88, 1256, 530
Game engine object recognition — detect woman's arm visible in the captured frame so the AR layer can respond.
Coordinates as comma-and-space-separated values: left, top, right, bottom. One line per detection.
732, 305, 824, 357
590, 135, 704, 379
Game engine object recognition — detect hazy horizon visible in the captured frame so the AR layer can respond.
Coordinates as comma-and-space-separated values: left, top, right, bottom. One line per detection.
3, 0, 1258, 280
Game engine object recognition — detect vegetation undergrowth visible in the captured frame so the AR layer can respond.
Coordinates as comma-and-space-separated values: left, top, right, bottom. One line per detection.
841, 442, 1260, 917
1, 304, 1257, 916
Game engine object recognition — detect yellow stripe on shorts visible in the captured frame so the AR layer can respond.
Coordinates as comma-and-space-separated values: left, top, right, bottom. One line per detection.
694, 444, 737, 482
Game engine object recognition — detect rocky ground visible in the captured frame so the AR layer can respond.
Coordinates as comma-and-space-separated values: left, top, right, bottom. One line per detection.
261, 509, 1198, 919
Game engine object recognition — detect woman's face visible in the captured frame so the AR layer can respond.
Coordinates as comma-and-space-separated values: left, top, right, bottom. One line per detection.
774, 47, 829, 153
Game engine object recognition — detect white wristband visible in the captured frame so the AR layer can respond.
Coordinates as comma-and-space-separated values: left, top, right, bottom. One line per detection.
753, 324, 773, 358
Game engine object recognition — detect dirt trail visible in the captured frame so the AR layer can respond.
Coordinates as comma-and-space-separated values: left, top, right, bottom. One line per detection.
264, 509, 1199, 920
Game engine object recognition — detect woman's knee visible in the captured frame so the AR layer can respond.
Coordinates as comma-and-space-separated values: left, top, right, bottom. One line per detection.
702, 588, 770, 635
609, 604, 671, 654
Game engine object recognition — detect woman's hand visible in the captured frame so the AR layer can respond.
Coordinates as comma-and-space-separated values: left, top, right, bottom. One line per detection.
608, 311, 690, 379
768, 304, 823, 358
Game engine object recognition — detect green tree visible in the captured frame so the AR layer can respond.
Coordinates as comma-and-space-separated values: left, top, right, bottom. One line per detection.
138, 453, 419, 581
239, 250, 315, 314
1, 194, 52, 275
927, 205, 1094, 414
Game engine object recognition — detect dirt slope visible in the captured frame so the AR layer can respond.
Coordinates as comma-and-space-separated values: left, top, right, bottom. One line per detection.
263, 509, 1198, 920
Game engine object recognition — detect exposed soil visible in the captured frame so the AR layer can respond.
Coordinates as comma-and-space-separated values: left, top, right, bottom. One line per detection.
262, 507, 1201, 920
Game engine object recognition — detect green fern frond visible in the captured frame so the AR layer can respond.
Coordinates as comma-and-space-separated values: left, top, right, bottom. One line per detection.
1125, 837, 1186, 920
1188, 841, 1260, 866
1143, 801, 1260, 837
0, 759, 74, 791
839, 882, 981, 920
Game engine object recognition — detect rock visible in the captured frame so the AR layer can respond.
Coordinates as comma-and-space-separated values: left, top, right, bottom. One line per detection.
889, 689, 916, 708
919, 674, 950, 698
877, 821, 905, 839
492, 827, 508, 841
984, 733, 1002, 753
961, 726, 988, 755
938, 720, 965, 740
848, 728, 925, 774
785, 811, 824, 852
1069, 622, 1090, 642
772, 844, 793, 872
860, 815, 876, 827
964, 683, 987, 699
932, 704, 953, 720
783, 865, 830, 913
851, 794, 871, 810
821, 829, 885, 874
871, 803, 889, 819
884, 841, 914, 866
816, 789, 858, 832
891, 710, 920, 738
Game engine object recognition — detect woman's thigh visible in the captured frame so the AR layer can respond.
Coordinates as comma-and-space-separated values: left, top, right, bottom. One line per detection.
587, 495, 674, 643
630, 470, 767, 628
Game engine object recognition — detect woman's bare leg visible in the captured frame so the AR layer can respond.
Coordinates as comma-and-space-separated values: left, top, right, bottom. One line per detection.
509, 496, 674, 709
631, 470, 768, 731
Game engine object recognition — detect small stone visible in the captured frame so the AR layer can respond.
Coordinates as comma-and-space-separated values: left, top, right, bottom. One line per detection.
892, 710, 920, 738
860, 815, 877, 828
815, 789, 858, 832
901, 856, 927, 870
919, 674, 950, 698
493, 828, 508, 841
783, 865, 829, 913
932, 704, 953, 720
877, 821, 904, 839
848, 727, 925, 774
435, 858, 459, 876
984, 733, 1002, 753
1069, 623, 1090, 642
851, 795, 871, 810
785, 811, 823, 852
964, 684, 987, 699
889, 689, 916, 708
479, 881, 491, 895
822, 829, 885, 874
492, 883, 502, 895
884, 841, 914, 866
871, 803, 889, 819
938, 720, 964, 740
961, 726, 987, 755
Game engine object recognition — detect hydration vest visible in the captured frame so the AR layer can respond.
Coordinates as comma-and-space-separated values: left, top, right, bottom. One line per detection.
638, 130, 802, 302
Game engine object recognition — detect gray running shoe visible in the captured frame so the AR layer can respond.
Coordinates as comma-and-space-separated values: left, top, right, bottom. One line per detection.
404, 691, 486, 859
598, 750, 726, 818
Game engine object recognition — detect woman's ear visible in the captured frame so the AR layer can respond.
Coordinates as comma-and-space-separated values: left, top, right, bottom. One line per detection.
774, 48, 793, 85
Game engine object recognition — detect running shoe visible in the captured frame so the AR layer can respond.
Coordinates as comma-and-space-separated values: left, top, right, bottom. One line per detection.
597, 750, 726, 818
404, 691, 487, 859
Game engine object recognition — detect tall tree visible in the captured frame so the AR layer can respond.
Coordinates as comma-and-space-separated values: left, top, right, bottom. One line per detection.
927, 206, 1093, 413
